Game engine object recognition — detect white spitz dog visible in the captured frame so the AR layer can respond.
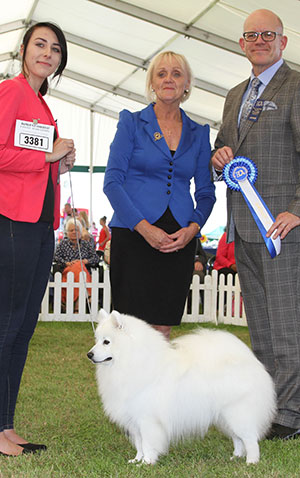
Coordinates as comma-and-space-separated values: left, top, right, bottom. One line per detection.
87, 309, 276, 465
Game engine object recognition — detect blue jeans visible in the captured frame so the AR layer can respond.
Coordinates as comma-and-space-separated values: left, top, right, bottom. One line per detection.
0, 216, 54, 432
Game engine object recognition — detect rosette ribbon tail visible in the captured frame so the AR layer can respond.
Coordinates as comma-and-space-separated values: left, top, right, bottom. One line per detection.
223, 157, 281, 258
238, 180, 281, 258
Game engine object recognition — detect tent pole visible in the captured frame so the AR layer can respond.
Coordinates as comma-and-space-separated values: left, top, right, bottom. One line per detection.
89, 110, 94, 226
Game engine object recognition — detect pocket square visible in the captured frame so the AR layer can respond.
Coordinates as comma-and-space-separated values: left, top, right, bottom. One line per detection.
262, 101, 277, 111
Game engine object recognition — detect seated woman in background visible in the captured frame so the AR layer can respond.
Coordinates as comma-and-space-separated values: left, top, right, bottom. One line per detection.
213, 231, 241, 315
54, 218, 99, 310
103, 239, 111, 265
213, 232, 237, 277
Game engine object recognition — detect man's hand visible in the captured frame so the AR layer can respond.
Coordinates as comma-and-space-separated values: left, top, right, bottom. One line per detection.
211, 146, 234, 171
267, 211, 300, 240
194, 261, 204, 272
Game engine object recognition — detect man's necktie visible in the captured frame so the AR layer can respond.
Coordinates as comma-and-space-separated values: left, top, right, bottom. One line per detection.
239, 77, 261, 131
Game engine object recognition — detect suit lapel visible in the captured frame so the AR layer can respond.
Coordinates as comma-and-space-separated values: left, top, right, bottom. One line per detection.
141, 104, 171, 157
259, 62, 290, 101
229, 81, 248, 154
237, 63, 290, 150
175, 109, 196, 158
140, 104, 196, 159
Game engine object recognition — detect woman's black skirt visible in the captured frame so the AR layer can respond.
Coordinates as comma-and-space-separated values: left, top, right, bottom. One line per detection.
110, 208, 196, 326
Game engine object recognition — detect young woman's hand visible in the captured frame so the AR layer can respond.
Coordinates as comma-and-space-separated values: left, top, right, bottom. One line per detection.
45, 137, 75, 163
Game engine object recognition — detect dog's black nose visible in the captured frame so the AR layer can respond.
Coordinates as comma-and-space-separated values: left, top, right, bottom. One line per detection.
87, 351, 94, 360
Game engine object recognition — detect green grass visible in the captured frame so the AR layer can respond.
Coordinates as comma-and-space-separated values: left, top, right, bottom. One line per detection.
1, 322, 299, 478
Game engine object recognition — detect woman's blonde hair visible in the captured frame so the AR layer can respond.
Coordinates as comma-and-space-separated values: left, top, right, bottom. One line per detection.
78, 210, 89, 229
145, 51, 194, 104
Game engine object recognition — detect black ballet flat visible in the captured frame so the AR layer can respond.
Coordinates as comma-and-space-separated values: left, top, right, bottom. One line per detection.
18, 443, 47, 452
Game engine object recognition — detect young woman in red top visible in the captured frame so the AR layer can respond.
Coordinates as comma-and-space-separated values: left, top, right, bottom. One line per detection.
0, 22, 75, 456
97, 216, 110, 255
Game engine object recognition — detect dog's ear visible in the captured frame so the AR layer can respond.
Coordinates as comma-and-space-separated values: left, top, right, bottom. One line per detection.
98, 308, 109, 323
111, 310, 124, 329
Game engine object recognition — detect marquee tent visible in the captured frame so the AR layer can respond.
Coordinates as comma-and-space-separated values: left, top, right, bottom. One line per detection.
1, 0, 299, 228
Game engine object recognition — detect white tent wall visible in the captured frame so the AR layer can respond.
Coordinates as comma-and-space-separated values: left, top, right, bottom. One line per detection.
46, 94, 118, 224
46, 96, 91, 167
93, 113, 118, 169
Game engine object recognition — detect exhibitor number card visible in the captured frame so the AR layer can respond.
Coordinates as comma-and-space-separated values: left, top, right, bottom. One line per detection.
14, 119, 54, 153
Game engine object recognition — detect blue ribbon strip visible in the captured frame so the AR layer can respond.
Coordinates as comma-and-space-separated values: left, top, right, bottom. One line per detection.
223, 157, 280, 258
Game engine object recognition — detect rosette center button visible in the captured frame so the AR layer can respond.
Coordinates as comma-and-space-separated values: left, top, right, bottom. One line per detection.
232, 166, 248, 182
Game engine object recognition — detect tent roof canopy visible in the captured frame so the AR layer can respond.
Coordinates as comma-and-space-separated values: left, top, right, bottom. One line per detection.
1, 0, 300, 135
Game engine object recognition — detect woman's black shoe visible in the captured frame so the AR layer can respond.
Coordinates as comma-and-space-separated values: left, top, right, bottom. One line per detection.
18, 443, 47, 452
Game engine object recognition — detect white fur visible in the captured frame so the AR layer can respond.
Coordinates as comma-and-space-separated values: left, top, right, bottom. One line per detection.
88, 309, 276, 465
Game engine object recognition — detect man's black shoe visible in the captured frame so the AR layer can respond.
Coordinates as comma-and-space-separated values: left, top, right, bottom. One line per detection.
266, 423, 300, 440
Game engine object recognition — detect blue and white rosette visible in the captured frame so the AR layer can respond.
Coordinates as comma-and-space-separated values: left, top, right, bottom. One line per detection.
223, 157, 281, 258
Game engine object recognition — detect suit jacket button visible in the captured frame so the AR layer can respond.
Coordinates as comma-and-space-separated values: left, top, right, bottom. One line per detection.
167, 190, 171, 195
167, 183, 171, 187
169, 161, 173, 166
168, 175, 172, 179
169, 168, 173, 173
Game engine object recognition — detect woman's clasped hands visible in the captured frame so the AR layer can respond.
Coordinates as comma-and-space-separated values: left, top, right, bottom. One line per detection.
159, 223, 200, 253
135, 219, 199, 253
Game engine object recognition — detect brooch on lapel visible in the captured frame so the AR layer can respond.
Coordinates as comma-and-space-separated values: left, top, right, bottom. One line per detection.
154, 132, 163, 141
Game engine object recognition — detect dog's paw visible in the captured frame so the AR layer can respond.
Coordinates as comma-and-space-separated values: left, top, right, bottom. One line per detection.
128, 453, 144, 465
231, 450, 245, 460
141, 459, 154, 465
246, 457, 259, 465
128, 456, 142, 464
230, 455, 242, 461
141, 456, 157, 465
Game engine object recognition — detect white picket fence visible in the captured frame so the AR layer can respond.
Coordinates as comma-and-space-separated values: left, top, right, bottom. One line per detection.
39, 268, 247, 326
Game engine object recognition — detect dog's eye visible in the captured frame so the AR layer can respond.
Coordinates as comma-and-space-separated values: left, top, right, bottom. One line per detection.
103, 339, 110, 345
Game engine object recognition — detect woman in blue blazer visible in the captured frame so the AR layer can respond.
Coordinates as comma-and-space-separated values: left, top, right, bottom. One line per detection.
104, 51, 215, 339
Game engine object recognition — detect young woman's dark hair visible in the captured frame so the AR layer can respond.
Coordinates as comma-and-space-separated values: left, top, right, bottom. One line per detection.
21, 22, 68, 96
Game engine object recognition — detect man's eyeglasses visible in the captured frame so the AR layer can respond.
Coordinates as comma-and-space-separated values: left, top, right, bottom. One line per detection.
243, 31, 282, 42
